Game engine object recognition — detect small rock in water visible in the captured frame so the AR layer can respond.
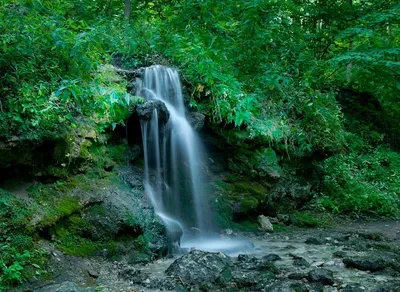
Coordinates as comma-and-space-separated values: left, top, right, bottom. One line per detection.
341, 283, 366, 292
333, 251, 347, 258
308, 268, 334, 285
312, 261, 325, 267
285, 245, 296, 249
323, 260, 336, 267
293, 257, 311, 268
288, 272, 307, 280
305, 237, 324, 245
87, 269, 100, 278
238, 254, 254, 262
258, 215, 273, 232
263, 254, 282, 262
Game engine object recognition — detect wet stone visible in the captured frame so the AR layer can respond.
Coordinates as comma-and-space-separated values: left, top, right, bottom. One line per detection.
341, 283, 366, 292
293, 257, 311, 268
305, 237, 325, 245
343, 257, 386, 272
308, 268, 334, 285
165, 250, 232, 285
333, 251, 347, 258
136, 99, 170, 123
87, 269, 100, 278
288, 272, 307, 280
263, 253, 282, 262
238, 254, 255, 262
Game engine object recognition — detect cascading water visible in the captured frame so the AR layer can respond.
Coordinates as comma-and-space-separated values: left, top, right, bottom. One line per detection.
137, 65, 211, 236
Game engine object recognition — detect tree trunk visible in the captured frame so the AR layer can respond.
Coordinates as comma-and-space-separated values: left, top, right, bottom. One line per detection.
124, 0, 131, 21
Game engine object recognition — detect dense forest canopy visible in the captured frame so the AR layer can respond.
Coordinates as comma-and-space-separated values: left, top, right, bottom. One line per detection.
0, 0, 399, 211
1, 0, 400, 290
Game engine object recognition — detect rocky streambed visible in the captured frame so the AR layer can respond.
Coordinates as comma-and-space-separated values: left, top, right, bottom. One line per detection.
25, 220, 400, 292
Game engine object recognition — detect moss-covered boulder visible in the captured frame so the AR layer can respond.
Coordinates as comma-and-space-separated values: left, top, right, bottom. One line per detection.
211, 178, 267, 230
0, 148, 167, 289
228, 148, 283, 180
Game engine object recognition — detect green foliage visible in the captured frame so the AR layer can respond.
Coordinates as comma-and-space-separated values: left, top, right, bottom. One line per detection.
318, 147, 400, 217
0, 189, 49, 290
290, 212, 319, 228
1, 250, 30, 285
0, 1, 140, 139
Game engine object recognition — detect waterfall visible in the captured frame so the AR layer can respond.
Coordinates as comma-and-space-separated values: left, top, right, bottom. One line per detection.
137, 65, 211, 236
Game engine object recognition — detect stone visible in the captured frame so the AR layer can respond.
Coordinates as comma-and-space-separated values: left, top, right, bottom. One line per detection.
87, 269, 100, 278
305, 237, 324, 245
323, 260, 336, 267
288, 272, 307, 280
228, 147, 282, 180
258, 215, 274, 232
308, 268, 334, 285
293, 257, 311, 268
187, 112, 205, 130
231, 270, 274, 288
236, 256, 278, 273
252, 148, 282, 179
333, 251, 347, 258
343, 257, 386, 272
263, 254, 282, 262
238, 254, 255, 262
268, 217, 280, 224
341, 283, 366, 292
277, 214, 290, 224
136, 99, 170, 123
165, 250, 232, 285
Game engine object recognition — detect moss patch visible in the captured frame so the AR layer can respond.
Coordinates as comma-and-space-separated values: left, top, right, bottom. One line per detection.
290, 211, 319, 227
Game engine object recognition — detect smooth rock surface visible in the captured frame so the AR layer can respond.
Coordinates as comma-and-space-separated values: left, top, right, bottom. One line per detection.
136, 99, 170, 123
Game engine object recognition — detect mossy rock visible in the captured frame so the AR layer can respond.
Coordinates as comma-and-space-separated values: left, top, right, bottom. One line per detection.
233, 181, 267, 196
251, 148, 282, 179
229, 147, 283, 179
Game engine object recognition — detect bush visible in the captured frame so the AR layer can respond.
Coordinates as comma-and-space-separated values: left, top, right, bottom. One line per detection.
318, 147, 400, 217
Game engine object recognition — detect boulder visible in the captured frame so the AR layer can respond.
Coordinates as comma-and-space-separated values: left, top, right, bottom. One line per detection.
263, 254, 282, 262
343, 257, 386, 272
308, 268, 334, 285
258, 215, 274, 232
229, 148, 282, 180
136, 100, 169, 123
252, 148, 283, 179
165, 250, 232, 285
187, 112, 205, 130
